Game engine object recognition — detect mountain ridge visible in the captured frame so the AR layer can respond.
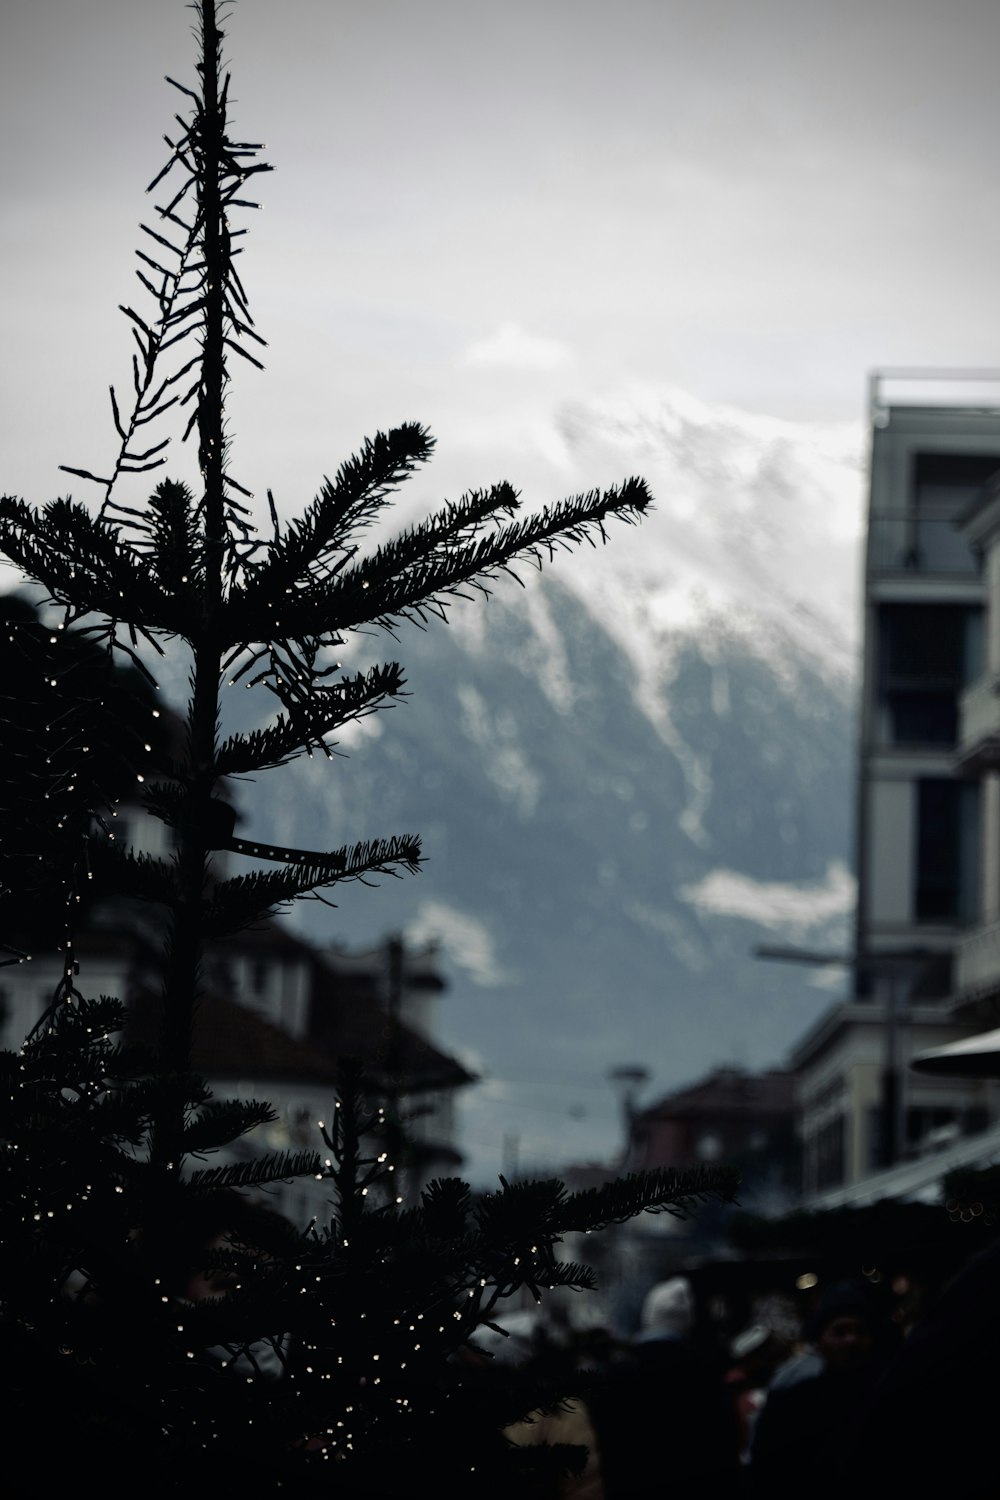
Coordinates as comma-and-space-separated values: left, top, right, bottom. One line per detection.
226, 380, 865, 1180
15, 387, 863, 1182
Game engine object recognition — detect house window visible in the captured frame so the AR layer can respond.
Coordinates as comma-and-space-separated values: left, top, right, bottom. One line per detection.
915, 778, 980, 924
696, 1132, 722, 1162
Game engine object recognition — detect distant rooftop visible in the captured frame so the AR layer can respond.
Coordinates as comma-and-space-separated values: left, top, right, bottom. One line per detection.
635, 1065, 795, 1124
869, 369, 1000, 425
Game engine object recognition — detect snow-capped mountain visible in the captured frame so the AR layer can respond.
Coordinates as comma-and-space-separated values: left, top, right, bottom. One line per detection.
225, 387, 866, 1183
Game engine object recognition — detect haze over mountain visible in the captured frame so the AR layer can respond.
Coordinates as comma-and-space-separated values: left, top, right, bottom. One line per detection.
219, 385, 866, 1182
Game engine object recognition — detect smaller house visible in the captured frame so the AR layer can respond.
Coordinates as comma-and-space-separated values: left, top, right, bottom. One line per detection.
628, 1066, 799, 1215
1, 907, 476, 1217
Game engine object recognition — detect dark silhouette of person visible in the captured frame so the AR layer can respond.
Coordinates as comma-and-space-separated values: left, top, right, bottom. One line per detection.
588, 1277, 741, 1497
749, 1280, 892, 1500
849, 1233, 1000, 1498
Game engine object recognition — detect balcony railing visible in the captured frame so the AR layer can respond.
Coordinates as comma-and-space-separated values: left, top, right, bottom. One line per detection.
956, 675, 1000, 771
869, 368, 1000, 424
869, 513, 979, 576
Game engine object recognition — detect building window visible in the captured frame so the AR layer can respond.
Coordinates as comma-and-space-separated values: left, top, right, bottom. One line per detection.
870, 452, 999, 574
963, 1105, 989, 1136
866, 1105, 884, 1171
905, 1105, 953, 1146
811, 1114, 845, 1191
915, 778, 980, 924
911, 451, 998, 574
696, 1132, 723, 1162
877, 604, 982, 747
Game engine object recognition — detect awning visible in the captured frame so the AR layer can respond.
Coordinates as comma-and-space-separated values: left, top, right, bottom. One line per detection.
911, 1027, 1000, 1078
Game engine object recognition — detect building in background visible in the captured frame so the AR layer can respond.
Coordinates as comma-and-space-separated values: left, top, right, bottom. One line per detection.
0, 779, 474, 1215
627, 1065, 799, 1217
949, 469, 1000, 1020
791, 371, 1000, 1205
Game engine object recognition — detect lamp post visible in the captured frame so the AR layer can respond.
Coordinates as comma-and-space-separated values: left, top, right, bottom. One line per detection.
608, 1064, 650, 1167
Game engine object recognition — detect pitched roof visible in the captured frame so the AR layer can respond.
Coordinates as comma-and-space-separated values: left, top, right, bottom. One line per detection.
127, 987, 343, 1086
308, 956, 474, 1092
636, 1067, 795, 1123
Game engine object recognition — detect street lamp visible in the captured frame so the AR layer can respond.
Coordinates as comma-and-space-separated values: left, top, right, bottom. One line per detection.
608, 1065, 650, 1165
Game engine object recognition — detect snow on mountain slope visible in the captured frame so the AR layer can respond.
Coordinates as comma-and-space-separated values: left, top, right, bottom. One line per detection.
114, 385, 865, 1182
224, 387, 866, 1182
552, 385, 864, 681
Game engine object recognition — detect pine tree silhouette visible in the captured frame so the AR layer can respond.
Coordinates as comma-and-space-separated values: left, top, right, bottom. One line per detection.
0, 5, 737, 1492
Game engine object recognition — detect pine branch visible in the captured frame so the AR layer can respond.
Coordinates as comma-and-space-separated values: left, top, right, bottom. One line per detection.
0, 498, 188, 638
230, 476, 652, 647
188, 1150, 323, 1191
181, 1098, 277, 1153
557, 1164, 741, 1231
417, 1176, 474, 1241
202, 836, 422, 933
75, 1076, 208, 1145
215, 663, 406, 773
58, 9, 271, 536
146, 477, 207, 598
36, 993, 130, 1041
529, 1259, 598, 1292
89, 844, 179, 906
245, 424, 436, 597
322, 480, 522, 599
139, 781, 188, 829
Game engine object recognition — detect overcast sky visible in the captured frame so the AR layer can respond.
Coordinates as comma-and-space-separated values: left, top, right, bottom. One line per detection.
4, 0, 1000, 519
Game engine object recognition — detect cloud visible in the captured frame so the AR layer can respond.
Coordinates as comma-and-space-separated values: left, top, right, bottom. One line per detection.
680, 859, 855, 936
404, 900, 508, 987
458, 321, 573, 372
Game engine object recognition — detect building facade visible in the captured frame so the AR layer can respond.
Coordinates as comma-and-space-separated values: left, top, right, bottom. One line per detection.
793, 372, 1000, 1202
951, 472, 1000, 1016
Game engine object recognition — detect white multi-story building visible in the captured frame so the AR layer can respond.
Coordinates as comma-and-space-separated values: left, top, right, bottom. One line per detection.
0, 787, 474, 1216
792, 372, 1000, 1205
951, 470, 1000, 1010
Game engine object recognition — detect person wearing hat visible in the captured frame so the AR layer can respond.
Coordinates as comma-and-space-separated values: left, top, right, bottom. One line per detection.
588, 1278, 741, 1498
749, 1280, 892, 1499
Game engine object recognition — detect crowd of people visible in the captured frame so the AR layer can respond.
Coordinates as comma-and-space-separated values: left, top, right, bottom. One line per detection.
495, 1240, 1000, 1498
63, 1183, 998, 1493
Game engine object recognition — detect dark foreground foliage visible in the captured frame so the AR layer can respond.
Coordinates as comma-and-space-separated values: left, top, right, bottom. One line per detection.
0, 5, 737, 1492
2, 1006, 735, 1495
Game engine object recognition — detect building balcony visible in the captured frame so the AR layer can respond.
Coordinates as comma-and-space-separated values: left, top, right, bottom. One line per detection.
955, 674, 1000, 772
868, 513, 979, 578
955, 917, 1000, 1000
